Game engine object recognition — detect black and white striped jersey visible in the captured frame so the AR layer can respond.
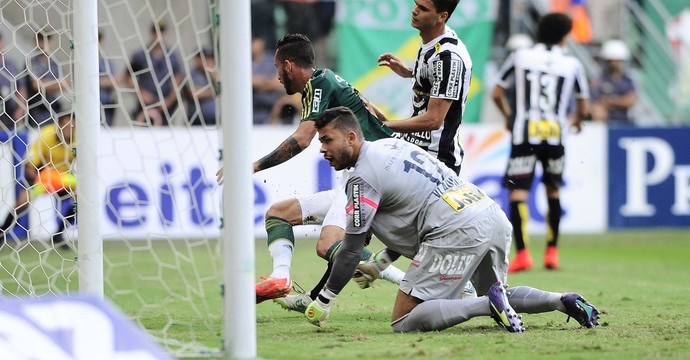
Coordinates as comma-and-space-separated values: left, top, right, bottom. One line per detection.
397, 26, 472, 174
495, 43, 589, 146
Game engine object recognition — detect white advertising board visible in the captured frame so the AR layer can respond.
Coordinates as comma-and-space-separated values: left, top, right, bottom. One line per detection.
2, 123, 606, 242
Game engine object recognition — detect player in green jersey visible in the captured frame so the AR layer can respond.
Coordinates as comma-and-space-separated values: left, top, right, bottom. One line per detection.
243, 34, 405, 303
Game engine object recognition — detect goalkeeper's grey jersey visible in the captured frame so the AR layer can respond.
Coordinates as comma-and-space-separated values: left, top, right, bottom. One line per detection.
344, 139, 494, 259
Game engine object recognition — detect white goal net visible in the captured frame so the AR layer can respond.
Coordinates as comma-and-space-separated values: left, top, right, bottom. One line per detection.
1, 0, 225, 356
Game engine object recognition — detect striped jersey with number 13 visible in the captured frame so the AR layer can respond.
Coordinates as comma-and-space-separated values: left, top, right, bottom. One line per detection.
496, 43, 589, 146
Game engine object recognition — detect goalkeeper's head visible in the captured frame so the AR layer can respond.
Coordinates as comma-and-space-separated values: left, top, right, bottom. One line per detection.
314, 107, 364, 171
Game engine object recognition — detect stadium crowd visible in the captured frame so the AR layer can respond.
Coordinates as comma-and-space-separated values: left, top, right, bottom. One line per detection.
0, 0, 648, 131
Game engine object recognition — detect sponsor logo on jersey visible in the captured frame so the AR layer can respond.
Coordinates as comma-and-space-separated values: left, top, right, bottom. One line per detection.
312, 88, 322, 113
445, 59, 461, 98
428, 253, 475, 276
546, 156, 565, 174
351, 183, 361, 227
431, 60, 443, 96
506, 155, 537, 177
439, 275, 463, 281
400, 132, 432, 148
418, 63, 432, 81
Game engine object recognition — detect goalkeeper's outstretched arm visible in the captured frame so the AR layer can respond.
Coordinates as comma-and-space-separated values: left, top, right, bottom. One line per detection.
324, 232, 368, 295
305, 232, 368, 327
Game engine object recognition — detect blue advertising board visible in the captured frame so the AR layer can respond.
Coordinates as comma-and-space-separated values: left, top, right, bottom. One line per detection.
0, 295, 173, 359
609, 127, 690, 227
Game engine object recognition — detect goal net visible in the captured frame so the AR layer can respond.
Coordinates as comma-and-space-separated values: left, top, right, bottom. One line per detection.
0, 0, 225, 356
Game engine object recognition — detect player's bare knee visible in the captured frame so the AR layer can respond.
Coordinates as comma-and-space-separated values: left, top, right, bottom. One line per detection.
315, 238, 332, 259
265, 198, 301, 224
316, 227, 342, 259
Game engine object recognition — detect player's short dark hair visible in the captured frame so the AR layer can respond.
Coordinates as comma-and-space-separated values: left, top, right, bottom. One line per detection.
536, 13, 572, 45
275, 33, 315, 68
432, 0, 460, 20
315, 106, 364, 138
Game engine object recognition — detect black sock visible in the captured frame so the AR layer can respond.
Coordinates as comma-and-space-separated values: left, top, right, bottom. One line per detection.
309, 262, 333, 300
1, 213, 16, 233
547, 197, 561, 248
510, 201, 528, 251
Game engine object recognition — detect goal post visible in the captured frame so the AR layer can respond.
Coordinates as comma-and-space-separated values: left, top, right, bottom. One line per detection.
0, 0, 257, 357
219, 0, 257, 357
73, 0, 104, 298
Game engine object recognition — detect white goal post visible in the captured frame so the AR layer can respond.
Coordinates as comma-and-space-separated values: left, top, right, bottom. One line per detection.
0, 0, 255, 357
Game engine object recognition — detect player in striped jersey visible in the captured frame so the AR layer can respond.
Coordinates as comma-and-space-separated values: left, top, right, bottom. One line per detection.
374, 0, 471, 174
492, 13, 590, 272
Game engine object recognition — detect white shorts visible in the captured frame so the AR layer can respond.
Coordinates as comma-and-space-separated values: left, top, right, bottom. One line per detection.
296, 188, 347, 229
399, 203, 512, 300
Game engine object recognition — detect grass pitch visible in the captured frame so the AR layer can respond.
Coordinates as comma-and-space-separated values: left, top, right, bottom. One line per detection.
2, 229, 690, 359
249, 229, 690, 360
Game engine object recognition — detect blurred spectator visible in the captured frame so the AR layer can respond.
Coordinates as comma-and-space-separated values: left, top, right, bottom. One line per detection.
0, 111, 75, 248
590, 39, 637, 124
280, 0, 335, 68
252, 36, 284, 125
184, 48, 217, 126
98, 31, 118, 127
125, 22, 183, 126
25, 32, 68, 128
280, 1, 319, 40
551, 0, 592, 44
252, 0, 277, 50
269, 93, 302, 125
0, 32, 26, 132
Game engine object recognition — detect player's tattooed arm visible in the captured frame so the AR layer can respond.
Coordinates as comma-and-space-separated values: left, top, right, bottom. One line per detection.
254, 136, 304, 172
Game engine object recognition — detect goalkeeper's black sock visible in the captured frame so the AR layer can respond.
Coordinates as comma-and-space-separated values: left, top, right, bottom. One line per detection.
309, 262, 332, 300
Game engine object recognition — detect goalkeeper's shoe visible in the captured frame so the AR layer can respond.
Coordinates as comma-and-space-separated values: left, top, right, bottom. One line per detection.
274, 293, 312, 313
508, 249, 533, 273
256, 276, 292, 304
560, 293, 600, 328
488, 282, 524, 333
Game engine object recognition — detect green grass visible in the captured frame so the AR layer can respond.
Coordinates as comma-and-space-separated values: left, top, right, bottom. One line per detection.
3, 229, 690, 359
248, 229, 690, 360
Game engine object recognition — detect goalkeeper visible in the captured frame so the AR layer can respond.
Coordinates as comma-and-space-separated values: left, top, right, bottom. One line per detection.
303, 107, 600, 332
0, 112, 76, 248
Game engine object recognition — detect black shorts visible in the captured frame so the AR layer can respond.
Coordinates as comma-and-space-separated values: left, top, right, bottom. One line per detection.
503, 143, 565, 191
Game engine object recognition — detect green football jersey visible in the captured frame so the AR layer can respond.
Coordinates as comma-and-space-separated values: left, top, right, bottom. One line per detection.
300, 68, 393, 141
